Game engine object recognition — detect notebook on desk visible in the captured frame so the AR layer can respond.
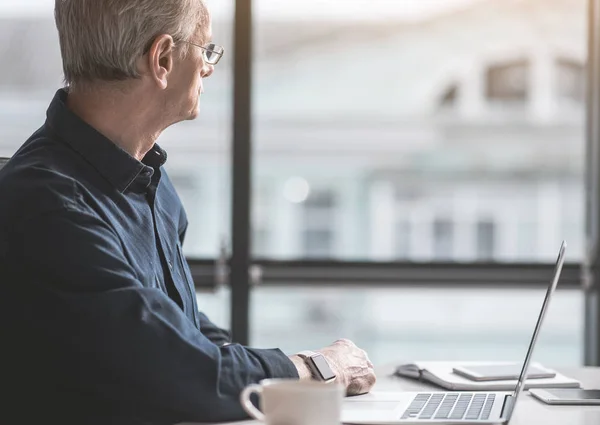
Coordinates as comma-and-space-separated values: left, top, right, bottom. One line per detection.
395, 361, 581, 391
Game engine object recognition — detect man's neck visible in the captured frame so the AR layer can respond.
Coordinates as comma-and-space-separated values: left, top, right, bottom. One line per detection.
65, 84, 163, 162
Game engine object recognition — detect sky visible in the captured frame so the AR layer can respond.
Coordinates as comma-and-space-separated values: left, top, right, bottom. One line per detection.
0, 0, 485, 21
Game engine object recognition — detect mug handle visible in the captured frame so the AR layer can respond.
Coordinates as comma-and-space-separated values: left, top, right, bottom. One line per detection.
240, 384, 265, 421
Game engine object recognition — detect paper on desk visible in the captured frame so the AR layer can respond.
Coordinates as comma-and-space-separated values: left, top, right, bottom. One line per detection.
395, 361, 581, 391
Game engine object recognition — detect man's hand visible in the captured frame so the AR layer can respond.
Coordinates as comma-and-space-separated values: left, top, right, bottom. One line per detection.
290, 339, 376, 396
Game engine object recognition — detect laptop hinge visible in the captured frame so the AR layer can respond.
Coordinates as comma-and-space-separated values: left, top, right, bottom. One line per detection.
500, 394, 515, 419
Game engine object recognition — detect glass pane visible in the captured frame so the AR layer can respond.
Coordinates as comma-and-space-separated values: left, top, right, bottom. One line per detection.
0, 3, 62, 157
196, 287, 230, 330
433, 218, 454, 259
476, 220, 496, 260
395, 220, 411, 258
252, 0, 586, 263
557, 58, 586, 103
251, 287, 583, 366
0, 0, 232, 259
302, 189, 337, 257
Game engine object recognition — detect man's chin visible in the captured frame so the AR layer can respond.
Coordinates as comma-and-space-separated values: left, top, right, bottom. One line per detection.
186, 106, 200, 121
186, 99, 201, 120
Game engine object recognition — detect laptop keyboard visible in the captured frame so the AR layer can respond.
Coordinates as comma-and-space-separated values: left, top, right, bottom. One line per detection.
401, 393, 495, 421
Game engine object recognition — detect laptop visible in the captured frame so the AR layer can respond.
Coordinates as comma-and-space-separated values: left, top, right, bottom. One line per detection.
342, 240, 567, 424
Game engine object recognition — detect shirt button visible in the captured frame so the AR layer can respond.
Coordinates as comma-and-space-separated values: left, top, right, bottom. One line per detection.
168, 261, 173, 269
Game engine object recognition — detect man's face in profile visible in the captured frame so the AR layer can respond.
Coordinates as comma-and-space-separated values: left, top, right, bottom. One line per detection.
166, 22, 215, 123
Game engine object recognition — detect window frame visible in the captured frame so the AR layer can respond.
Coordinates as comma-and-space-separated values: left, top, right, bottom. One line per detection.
190, 259, 582, 290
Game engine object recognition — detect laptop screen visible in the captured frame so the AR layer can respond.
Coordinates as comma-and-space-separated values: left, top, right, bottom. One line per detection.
507, 241, 566, 416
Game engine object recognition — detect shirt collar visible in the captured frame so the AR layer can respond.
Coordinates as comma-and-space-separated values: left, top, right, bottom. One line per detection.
45, 88, 167, 193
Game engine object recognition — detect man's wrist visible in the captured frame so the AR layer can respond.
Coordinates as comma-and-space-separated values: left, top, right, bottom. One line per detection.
289, 354, 313, 381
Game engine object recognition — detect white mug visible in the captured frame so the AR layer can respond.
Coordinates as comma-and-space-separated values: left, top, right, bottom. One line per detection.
240, 379, 345, 425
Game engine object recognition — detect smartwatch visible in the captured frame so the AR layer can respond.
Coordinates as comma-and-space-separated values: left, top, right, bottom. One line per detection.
296, 350, 336, 383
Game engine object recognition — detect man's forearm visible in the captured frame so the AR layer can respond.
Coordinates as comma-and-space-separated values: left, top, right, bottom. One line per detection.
198, 312, 231, 345
289, 355, 313, 381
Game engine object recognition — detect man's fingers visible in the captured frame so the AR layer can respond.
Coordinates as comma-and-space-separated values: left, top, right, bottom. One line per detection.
366, 369, 377, 388
347, 379, 364, 396
358, 369, 377, 393
346, 369, 377, 396
348, 377, 375, 396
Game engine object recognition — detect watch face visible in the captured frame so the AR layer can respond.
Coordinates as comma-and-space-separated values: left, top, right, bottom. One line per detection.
311, 355, 336, 381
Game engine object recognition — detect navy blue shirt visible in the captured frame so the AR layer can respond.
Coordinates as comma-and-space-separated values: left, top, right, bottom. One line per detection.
0, 89, 297, 425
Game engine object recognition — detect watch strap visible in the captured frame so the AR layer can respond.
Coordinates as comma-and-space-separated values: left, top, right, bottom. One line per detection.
296, 350, 318, 359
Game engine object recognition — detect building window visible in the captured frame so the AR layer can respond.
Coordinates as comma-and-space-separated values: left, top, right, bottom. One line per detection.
476, 220, 496, 260
433, 218, 454, 259
395, 220, 411, 259
485, 59, 529, 102
302, 190, 336, 258
557, 58, 585, 103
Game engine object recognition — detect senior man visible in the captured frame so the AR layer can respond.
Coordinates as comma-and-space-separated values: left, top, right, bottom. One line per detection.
0, 1, 376, 424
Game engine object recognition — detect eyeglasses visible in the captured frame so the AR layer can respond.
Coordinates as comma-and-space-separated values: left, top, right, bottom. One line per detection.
182, 41, 225, 65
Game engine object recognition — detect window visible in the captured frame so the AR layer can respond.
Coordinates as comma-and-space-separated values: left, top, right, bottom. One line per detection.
250, 286, 583, 365
476, 220, 495, 260
517, 221, 539, 259
251, 0, 586, 362
485, 60, 529, 102
252, 4, 583, 264
557, 58, 585, 103
433, 218, 454, 260
302, 189, 336, 258
395, 220, 411, 259
0, 13, 62, 158
253, 228, 270, 257
168, 173, 203, 252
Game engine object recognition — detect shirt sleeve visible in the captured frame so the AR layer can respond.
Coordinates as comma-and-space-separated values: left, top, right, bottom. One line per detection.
10, 206, 299, 423
198, 311, 233, 346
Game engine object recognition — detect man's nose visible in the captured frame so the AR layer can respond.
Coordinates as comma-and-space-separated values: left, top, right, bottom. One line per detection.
201, 64, 214, 78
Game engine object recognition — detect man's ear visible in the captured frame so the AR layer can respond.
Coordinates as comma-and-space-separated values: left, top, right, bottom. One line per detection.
146, 34, 175, 90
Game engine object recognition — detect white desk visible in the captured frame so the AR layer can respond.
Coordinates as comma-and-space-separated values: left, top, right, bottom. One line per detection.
188, 366, 600, 425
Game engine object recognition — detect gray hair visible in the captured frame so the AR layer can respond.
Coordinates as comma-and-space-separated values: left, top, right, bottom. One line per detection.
54, 0, 209, 86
